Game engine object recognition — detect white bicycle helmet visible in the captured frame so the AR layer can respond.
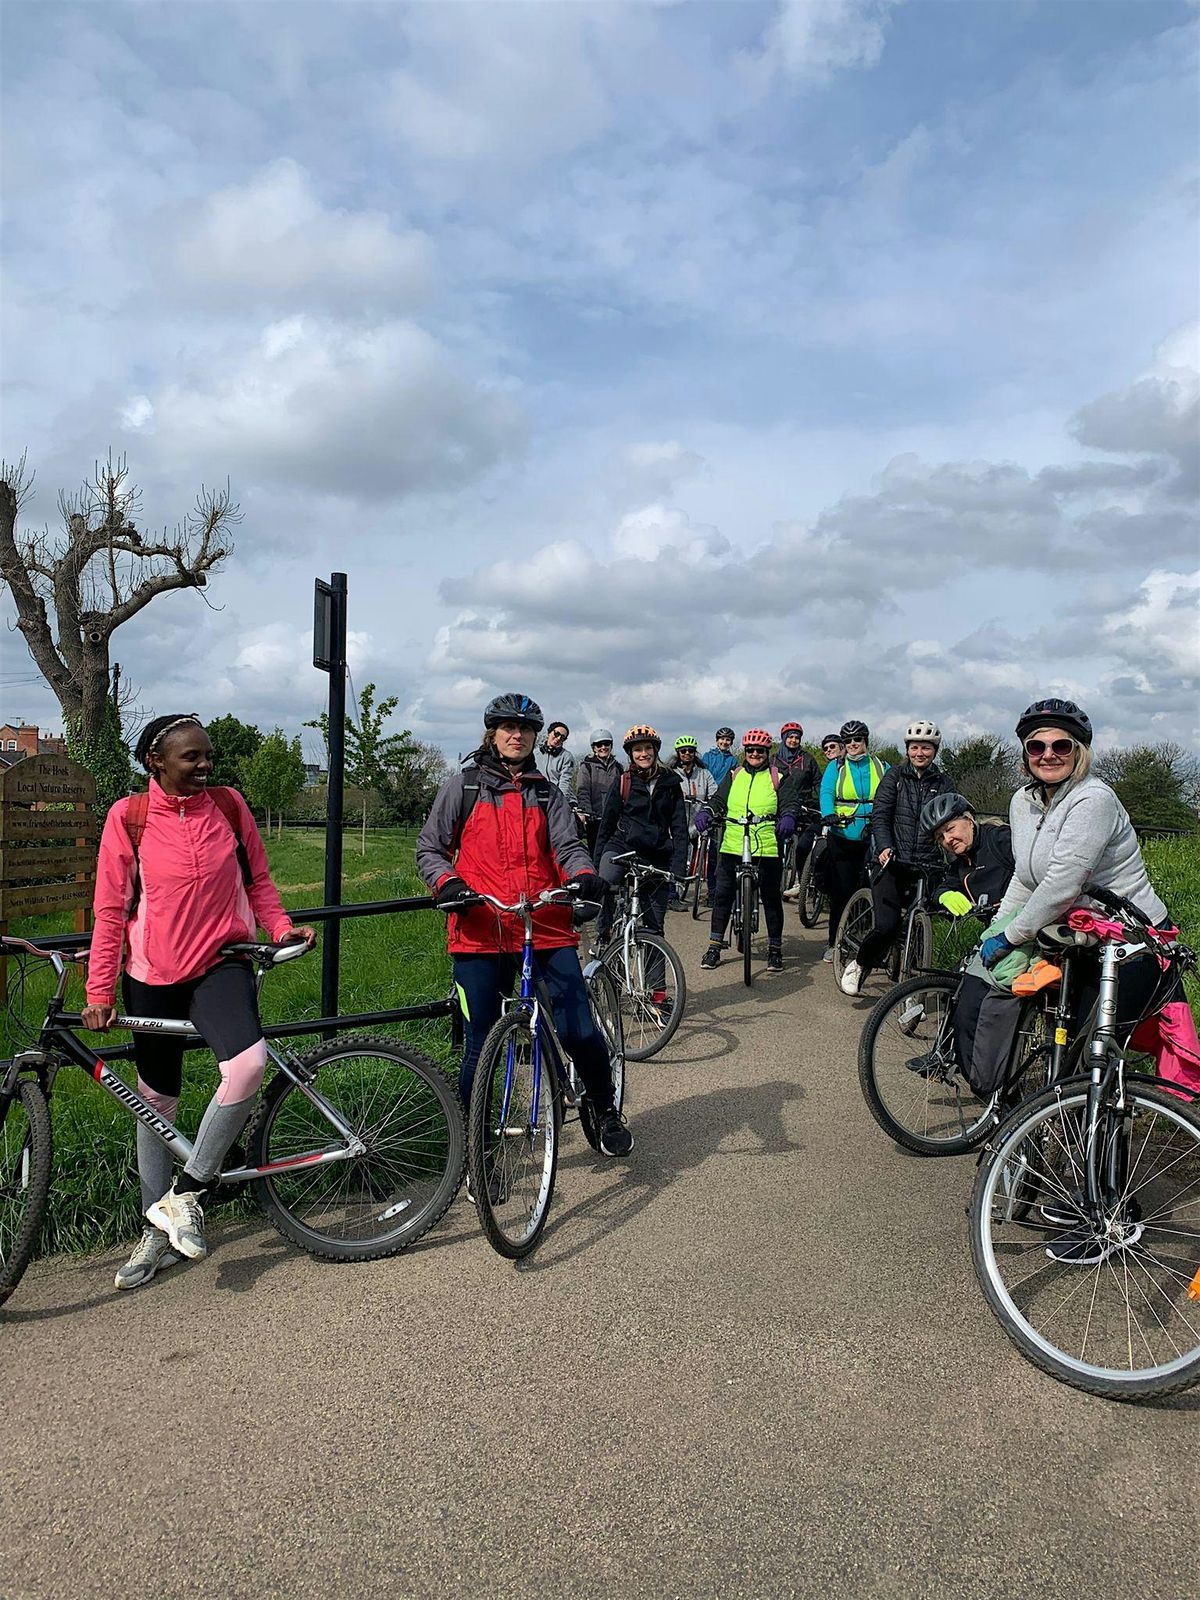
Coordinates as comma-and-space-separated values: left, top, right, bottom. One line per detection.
905, 719, 941, 747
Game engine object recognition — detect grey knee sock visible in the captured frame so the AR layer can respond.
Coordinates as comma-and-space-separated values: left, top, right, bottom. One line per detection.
184, 1094, 256, 1185
138, 1124, 177, 1214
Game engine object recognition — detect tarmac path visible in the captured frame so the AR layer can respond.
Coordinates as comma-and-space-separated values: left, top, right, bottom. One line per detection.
2, 910, 1196, 1600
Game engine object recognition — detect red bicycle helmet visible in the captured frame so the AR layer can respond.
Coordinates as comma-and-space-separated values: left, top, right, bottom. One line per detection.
742, 728, 772, 749
780, 721, 803, 738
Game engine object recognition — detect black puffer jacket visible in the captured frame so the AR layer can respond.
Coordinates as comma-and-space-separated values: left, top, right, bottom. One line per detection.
935, 821, 1015, 913
595, 765, 688, 876
869, 760, 954, 866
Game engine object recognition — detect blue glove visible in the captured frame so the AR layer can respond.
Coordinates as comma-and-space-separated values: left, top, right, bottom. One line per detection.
980, 932, 1013, 969
776, 813, 796, 840
693, 806, 712, 834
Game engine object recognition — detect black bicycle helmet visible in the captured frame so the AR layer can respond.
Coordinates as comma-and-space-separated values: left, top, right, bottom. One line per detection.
820, 732, 843, 749
715, 726, 735, 740
840, 720, 869, 742
1014, 697, 1092, 747
483, 692, 544, 731
920, 792, 973, 835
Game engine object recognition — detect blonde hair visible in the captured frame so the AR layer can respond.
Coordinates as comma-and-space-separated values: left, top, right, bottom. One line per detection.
1020, 730, 1092, 801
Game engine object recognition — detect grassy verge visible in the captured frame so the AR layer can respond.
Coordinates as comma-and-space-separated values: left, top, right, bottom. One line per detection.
2, 829, 453, 1257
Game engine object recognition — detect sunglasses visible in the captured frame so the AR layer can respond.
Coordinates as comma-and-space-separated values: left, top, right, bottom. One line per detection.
1025, 737, 1074, 759
846, 737, 866, 745
592, 741, 612, 748
744, 746, 769, 755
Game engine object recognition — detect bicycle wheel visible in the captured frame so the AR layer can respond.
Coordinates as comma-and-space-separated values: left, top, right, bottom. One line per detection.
584, 962, 625, 1118
900, 908, 933, 979
468, 1014, 559, 1259
0, 1080, 53, 1307
797, 852, 824, 929
690, 838, 707, 920
970, 1079, 1200, 1399
248, 1035, 464, 1261
833, 887, 874, 990
741, 874, 755, 988
780, 837, 798, 895
602, 930, 686, 1060
857, 974, 998, 1154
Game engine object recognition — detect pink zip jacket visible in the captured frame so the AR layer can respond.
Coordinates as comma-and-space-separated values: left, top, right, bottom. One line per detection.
87, 781, 292, 1005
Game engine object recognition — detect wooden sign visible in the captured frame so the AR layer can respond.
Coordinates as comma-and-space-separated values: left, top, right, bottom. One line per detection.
0, 753, 96, 807
0, 753, 98, 930
0, 880, 96, 918
0, 804, 98, 841
1, 845, 99, 882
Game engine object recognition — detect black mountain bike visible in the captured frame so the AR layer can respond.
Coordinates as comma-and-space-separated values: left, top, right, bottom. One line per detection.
0, 936, 464, 1303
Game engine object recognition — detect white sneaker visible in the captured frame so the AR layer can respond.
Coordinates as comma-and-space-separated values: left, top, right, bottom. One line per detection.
782, 886, 801, 901
146, 1184, 208, 1260
114, 1226, 182, 1291
821, 947, 835, 963
840, 960, 864, 996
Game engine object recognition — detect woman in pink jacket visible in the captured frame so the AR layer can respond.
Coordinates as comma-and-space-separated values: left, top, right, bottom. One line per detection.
84, 714, 314, 1289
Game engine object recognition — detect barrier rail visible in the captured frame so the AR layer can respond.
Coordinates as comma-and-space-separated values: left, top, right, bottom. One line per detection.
7, 893, 461, 1061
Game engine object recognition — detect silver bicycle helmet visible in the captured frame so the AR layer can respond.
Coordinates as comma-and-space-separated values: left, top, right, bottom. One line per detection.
905, 719, 941, 746
920, 792, 972, 835
590, 728, 614, 745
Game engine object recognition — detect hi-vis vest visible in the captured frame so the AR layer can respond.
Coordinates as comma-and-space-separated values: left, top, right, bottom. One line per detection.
721, 768, 781, 858
834, 754, 886, 819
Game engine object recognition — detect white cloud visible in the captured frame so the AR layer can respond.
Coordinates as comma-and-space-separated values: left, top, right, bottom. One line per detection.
1071, 322, 1200, 494
146, 316, 526, 497
171, 159, 434, 312
744, 0, 903, 87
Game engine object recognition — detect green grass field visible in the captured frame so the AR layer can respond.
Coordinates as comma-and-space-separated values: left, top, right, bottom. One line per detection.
2, 828, 1197, 1257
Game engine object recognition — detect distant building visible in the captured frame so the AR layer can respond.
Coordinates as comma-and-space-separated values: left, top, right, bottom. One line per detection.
302, 763, 326, 788
0, 722, 67, 768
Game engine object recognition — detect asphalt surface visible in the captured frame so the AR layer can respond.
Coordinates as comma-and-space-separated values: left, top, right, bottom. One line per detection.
3, 911, 1197, 1600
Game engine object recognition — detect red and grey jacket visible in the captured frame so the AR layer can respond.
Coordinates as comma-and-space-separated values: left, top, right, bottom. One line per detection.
416, 750, 595, 955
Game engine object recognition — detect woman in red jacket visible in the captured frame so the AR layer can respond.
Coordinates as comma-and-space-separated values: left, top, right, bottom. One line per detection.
83, 714, 314, 1289
416, 692, 632, 1158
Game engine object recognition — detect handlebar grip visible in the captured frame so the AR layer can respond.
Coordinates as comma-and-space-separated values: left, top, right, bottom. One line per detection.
1083, 882, 1153, 927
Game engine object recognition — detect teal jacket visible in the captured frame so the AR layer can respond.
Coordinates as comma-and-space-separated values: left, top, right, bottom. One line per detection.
819, 754, 889, 843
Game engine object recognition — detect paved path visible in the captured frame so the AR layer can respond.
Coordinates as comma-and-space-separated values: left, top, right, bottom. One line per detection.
3, 913, 1196, 1600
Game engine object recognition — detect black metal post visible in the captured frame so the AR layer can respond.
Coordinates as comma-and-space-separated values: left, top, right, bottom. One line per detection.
318, 573, 348, 1026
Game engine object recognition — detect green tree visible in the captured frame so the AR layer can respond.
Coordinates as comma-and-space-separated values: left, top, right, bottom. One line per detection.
206, 714, 262, 790
380, 739, 451, 824
66, 699, 131, 817
307, 683, 417, 852
1093, 744, 1200, 833
240, 728, 305, 836
939, 735, 1020, 820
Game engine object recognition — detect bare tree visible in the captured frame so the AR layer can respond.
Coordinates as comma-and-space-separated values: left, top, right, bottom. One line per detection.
0, 451, 241, 745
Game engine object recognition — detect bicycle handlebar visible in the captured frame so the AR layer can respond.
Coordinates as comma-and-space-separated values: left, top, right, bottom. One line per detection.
436, 886, 598, 916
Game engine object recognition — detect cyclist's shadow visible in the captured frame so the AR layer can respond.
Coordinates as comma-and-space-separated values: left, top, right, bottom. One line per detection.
516, 1076, 805, 1273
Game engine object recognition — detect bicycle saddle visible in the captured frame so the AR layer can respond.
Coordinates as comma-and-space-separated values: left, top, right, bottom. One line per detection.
221, 940, 310, 965
1036, 922, 1098, 950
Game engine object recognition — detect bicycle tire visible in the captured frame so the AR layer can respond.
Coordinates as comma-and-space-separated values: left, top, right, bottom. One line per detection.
970, 1079, 1200, 1399
582, 960, 630, 1152
602, 931, 686, 1061
741, 874, 755, 988
833, 887, 874, 990
0, 1080, 53, 1307
248, 1035, 464, 1262
901, 909, 933, 979
468, 1013, 559, 1259
797, 853, 824, 928
780, 837, 798, 895
857, 974, 998, 1154
690, 839, 707, 920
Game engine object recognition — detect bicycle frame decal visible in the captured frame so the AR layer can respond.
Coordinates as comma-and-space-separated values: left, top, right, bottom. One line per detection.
90, 1060, 190, 1151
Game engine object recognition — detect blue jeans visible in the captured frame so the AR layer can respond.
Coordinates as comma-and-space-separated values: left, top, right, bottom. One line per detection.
452, 946, 613, 1112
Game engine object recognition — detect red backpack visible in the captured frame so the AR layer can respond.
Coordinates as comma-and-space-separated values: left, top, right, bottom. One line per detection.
122, 787, 252, 910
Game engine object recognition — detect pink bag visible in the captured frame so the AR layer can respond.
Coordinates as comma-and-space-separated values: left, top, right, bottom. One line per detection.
1130, 1004, 1200, 1094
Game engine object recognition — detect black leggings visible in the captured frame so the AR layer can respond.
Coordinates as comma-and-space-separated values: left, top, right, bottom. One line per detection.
825, 835, 867, 948
123, 959, 263, 1097
710, 854, 784, 943
857, 861, 924, 975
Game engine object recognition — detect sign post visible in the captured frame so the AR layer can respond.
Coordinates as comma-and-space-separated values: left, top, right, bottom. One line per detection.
314, 573, 348, 1026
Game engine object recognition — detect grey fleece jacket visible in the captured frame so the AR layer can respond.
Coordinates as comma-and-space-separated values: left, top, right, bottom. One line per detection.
994, 775, 1166, 945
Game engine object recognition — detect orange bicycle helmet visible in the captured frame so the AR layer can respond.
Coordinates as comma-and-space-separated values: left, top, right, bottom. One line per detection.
742, 728, 772, 749
623, 724, 661, 752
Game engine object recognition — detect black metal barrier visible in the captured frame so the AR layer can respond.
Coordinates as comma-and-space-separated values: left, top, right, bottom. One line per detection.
17, 893, 461, 1061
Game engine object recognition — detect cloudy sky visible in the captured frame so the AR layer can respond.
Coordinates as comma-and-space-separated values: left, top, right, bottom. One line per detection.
2, 0, 1197, 765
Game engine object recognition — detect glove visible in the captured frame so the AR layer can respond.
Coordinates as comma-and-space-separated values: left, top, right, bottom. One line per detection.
776, 814, 796, 840
563, 872, 601, 899
821, 815, 840, 829
435, 876, 473, 907
980, 932, 1013, 969
693, 807, 712, 833
938, 891, 973, 918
